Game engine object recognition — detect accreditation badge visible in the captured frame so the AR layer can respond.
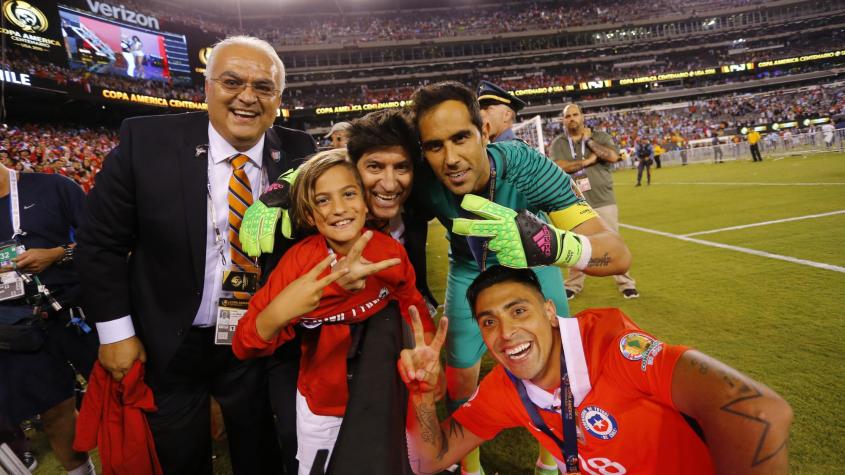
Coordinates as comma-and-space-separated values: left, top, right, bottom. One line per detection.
215, 298, 249, 345
575, 176, 592, 192
0, 240, 26, 302
221, 269, 259, 293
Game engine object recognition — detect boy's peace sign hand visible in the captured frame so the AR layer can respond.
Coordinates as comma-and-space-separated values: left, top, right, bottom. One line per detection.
283, 254, 349, 318
335, 231, 401, 292
398, 306, 448, 395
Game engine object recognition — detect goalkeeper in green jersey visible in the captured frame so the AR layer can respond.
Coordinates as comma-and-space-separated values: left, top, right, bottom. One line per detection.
240, 82, 630, 475
408, 82, 630, 475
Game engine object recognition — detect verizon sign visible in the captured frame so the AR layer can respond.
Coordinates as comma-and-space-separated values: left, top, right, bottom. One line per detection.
84, 1, 160, 30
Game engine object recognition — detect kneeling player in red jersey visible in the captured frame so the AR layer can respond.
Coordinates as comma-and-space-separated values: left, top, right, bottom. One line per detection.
399, 265, 792, 475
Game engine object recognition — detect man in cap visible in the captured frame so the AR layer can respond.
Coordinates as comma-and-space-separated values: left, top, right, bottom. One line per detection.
477, 81, 526, 143
325, 121, 352, 149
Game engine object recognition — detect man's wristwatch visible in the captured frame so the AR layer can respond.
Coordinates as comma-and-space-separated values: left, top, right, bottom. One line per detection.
58, 244, 74, 265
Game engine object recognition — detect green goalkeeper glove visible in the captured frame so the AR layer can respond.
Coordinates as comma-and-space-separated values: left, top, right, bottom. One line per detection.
451, 194, 589, 269
240, 167, 300, 257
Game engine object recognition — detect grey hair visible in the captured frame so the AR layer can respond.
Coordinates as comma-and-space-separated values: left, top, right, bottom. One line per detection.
204, 35, 285, 92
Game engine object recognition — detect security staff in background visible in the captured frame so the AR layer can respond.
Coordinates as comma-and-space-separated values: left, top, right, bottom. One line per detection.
477, 80, 526, 142
747, 129, 763, 162
550, 103, 640, 300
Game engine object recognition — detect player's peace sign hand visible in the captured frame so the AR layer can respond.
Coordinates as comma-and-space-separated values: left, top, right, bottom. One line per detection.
281, 254, 349, 318
335, 230, 401, 292
398, 306, 448, 395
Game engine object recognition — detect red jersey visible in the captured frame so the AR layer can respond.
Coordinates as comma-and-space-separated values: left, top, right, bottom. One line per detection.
453, 308, 714, 475
233, 230, 434, 416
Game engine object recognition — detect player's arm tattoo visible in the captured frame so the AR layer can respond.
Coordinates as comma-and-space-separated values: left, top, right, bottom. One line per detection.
414, 400, 443, 449
587, 252, 611, 268
686, 352, 790, 468
586, 140, 618, 162
720, 382, 788, 467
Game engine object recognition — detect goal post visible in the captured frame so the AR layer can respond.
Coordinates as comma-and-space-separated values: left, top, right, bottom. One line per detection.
512, 115, 546, 156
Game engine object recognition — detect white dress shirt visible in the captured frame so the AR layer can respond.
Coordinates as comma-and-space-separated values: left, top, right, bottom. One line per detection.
96, 123, 266, 343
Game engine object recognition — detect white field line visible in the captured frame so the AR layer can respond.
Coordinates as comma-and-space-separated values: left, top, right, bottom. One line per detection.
619, 223, 845, 274
652, 182, 845, 186
683, 210, 845, 237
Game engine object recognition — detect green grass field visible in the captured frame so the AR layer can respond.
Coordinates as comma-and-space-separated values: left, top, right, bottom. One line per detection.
423, 152, 845, 474
32, 152, 845, 474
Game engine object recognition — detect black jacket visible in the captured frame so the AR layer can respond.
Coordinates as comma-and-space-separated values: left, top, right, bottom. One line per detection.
76, 111, 316, 379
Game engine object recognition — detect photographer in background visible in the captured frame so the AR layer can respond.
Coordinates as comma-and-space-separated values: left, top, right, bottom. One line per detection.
0, 165, 97, 475
634, 135, 654, 186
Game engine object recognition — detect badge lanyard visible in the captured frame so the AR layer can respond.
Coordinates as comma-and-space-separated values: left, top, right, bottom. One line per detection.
7, 168, 24, 239
460, 155, 497, 271
204, 155, 268, 268
567, 138, 587, 164
506, 345, 581, 474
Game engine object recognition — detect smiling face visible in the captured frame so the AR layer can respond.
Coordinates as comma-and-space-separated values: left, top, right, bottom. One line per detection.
475, 280, 560, 388
308, 164, 368, 255
418, 100, 491, 196
356, 145, 413, 221
206, 43, 282, 152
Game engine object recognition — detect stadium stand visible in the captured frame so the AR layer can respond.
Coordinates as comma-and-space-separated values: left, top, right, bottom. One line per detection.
0, 124, 117, 192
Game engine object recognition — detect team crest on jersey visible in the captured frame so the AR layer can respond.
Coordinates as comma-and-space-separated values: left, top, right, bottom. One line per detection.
619, 332, 663, 371
580, 406, 618, 440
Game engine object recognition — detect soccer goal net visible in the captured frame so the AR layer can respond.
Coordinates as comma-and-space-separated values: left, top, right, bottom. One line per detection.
512, 115, 545, 156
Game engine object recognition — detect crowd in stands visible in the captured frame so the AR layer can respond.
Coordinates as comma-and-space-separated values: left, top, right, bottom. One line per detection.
538, 84, 845, 151
0, 84, 839, 193
10, 35, 835, 111
143, 0, 770, 46
0, 124, 118, 192
283, 36, 843, 109
3, 52, 204, 103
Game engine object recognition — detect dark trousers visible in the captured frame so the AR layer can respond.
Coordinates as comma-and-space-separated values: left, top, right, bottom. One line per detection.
146, 327, 281, 474
750, 143, 763, 161
654, 155, 662, 168
327, 303, 412, 475
714, 147, 723, 162
636, 159, 652, 184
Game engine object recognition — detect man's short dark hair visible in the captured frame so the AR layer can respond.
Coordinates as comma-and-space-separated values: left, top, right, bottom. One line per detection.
467, 265, 544, 318
410, 81, 484, 133
346, 108, 421, 164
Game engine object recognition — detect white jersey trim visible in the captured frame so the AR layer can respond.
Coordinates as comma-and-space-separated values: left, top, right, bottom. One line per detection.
557, 316, 591, 406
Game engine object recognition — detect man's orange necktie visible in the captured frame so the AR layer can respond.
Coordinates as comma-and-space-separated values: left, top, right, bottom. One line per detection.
228, 154, 254, 272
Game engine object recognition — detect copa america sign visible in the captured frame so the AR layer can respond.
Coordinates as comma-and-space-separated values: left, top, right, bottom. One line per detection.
84, 0, 160, 30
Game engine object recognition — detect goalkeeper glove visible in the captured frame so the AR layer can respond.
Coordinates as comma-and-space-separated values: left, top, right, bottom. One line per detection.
451, 194, 591, 269
240, 167, 300, 257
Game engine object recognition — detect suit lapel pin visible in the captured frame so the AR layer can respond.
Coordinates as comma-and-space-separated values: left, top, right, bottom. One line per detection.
271, 149, 281, 163
196, 144, 208, 158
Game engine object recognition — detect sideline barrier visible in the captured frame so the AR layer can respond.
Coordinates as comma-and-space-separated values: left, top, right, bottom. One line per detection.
641, 129, 845, 168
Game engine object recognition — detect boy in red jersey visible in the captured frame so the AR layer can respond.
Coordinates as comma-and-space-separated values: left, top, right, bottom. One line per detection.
399, 266, 792, 475
234, 149, 436, 474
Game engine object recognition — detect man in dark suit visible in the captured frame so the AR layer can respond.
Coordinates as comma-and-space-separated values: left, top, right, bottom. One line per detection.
76, 35, 316, 474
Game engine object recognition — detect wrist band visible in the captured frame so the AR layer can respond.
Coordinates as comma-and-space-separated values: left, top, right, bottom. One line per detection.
573, 234, 592, 270
59, 244, 74, 265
